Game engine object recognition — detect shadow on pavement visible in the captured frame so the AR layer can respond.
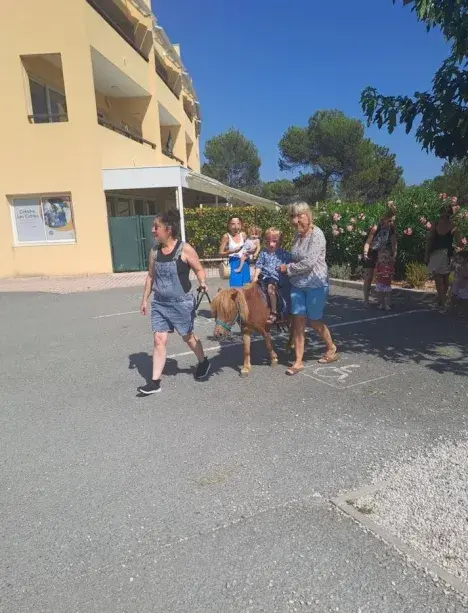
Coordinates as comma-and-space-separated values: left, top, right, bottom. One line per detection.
324, 294, 468, 379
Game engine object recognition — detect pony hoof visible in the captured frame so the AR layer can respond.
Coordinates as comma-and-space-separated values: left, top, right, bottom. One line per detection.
240, 368, 251, 377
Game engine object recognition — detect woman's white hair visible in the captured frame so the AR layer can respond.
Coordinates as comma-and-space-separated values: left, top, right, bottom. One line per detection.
287, 201, 313, 221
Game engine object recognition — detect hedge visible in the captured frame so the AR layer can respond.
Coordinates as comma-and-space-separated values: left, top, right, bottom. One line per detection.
184, 188, 468, 275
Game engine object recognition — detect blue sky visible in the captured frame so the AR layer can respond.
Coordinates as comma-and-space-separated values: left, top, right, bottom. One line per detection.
152, 0, 449, 185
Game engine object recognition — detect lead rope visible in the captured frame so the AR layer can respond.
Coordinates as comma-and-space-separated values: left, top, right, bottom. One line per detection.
195, 287, 211, 311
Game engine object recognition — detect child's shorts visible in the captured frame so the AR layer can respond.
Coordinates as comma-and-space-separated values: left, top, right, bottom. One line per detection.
375, 283, 392, 293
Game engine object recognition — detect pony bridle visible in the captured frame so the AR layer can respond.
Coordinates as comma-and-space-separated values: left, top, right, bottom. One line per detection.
215, 315, 238, 333
215, 305, 241, 333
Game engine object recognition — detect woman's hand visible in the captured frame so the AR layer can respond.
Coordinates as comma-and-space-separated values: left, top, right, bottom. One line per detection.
140, 300, 148, 316
278, 264, 288, 274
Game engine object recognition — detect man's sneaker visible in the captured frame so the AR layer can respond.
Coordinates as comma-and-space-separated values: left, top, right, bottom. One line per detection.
137, 380, 161, 395
195, 357, 211, 380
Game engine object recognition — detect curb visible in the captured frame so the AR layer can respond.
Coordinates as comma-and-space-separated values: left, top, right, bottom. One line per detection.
330, 278, 436, 301
331, 485, 468, 599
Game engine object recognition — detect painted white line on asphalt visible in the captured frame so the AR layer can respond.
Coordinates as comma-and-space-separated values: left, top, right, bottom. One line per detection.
329, 309, 430, 329
94, 310, 140, 319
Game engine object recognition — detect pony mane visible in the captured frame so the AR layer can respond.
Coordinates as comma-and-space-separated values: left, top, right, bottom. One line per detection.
211, 288, 249, 322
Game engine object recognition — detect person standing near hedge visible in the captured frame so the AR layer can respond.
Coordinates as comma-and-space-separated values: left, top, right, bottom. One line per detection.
218, 216, 251, 287
362, 205, 397, 307
425, 204, 460, 312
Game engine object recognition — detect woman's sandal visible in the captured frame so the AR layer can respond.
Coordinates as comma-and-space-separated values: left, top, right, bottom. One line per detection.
285, 366, 304, 376
317, 347, 339, 364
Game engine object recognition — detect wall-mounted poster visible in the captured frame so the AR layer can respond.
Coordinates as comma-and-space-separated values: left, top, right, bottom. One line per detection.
42, 196, 76, 241
13, 198, 46, 243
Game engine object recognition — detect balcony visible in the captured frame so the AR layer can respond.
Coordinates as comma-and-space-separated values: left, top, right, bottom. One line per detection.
98, 116, 156, 149
155, 52, 181, 100
86, 0, 152, 61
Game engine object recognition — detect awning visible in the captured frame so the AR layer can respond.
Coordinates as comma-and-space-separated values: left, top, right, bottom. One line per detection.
185, 170, 279, 210
102, 166, 279, 210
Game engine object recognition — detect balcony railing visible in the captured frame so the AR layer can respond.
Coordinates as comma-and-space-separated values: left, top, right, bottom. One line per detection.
28, 113, 68, 124
99, 116, 156, 149
86, 0, 150, 61
162, 147, 184, 164
155, 64, 180, 100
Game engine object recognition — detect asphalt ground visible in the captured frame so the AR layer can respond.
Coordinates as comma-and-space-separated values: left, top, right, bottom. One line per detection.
1, 281, 468, 613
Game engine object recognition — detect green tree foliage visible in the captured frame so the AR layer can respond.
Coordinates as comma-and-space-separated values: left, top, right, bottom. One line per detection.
261, 180, 299, 205
278, 110, 366, 201
202, 128, 261, 192
340, 142, 404, 203
278, 110, 402, 203
426, 158, 468, 202
361, 0, 468, 160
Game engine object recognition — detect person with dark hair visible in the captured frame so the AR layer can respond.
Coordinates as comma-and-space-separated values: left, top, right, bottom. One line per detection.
425, 205, 461, 312
138, 210, 210, 395
362, 205, 397, 307
218, 216, 251, 287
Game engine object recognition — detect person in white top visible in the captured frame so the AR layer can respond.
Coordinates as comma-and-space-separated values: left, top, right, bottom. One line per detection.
218, 216, 251, 287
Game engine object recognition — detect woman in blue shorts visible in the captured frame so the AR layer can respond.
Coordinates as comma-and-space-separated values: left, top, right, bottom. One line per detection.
279, 201, 338, 376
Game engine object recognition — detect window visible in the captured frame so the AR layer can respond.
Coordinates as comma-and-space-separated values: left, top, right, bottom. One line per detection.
11, 195, 76, 244
28, 78, 68, 123
134, 199, 146, 216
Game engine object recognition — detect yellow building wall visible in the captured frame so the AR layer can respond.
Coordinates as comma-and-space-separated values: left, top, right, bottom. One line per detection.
0, 0, 201, 277
0, 0, 112, 278
84, 2, 151, 93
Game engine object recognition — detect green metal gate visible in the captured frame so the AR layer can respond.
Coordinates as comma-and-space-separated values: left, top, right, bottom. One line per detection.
108, 216, 155, 272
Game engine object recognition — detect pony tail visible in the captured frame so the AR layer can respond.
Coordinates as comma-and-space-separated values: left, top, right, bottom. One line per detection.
234, 289, 249, 321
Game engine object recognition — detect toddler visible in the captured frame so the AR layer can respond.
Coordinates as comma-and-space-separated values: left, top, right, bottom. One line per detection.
375, 249, 394, 310
253, 227, 291, 323
234, 225, 261, 273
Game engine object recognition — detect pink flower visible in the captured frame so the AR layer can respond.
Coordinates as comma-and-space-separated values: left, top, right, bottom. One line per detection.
439, 193, 447, 199
350, 217, 357, 223
462, 237, 467, 246
452, 204, 461, 214
419, 216, 427, 224
346, 225, 354, 232
339, 227, 344, 234
332, 213, 341, 221
331, 224, 338, 230
426, 222, 432, 230
404, 228, 413, 236
358, 212, 365, 219
332, 229, 340, 237
452, 196, 458, 204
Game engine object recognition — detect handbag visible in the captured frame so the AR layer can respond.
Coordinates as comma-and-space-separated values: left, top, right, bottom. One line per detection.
219, 259, 230, 280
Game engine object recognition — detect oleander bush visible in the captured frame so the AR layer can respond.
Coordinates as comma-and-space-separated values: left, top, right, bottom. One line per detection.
184, 187, 468, 280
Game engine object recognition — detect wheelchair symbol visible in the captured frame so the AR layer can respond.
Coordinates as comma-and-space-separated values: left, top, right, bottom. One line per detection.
313, 364, 360, 383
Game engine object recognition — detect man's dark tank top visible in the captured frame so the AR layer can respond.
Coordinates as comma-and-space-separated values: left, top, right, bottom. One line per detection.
156, 240, 191, 293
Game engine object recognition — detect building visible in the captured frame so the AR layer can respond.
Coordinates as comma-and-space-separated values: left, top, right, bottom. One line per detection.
0, 0, 277, 278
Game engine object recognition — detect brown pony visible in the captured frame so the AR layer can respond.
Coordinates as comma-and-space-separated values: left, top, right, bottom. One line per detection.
211, 283, 293, 376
